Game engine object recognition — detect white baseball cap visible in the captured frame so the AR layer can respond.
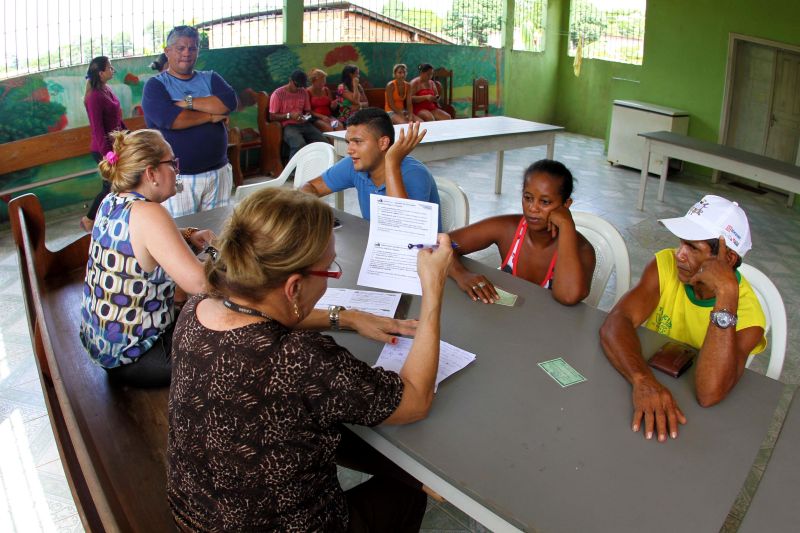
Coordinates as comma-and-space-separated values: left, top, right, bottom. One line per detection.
659, 195, 752, 257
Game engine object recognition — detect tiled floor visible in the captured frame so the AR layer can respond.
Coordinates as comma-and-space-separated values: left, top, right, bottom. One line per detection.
1, 132, 798, 532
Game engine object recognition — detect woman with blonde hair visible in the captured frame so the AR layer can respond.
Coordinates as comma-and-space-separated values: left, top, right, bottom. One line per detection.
307, 68, 343, 132
79, 129, 215, 387
167, 187, 453, 531
385, 63, 417, 124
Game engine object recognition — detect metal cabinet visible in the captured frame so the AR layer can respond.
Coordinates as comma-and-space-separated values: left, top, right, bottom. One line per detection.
608, 100, 690, 174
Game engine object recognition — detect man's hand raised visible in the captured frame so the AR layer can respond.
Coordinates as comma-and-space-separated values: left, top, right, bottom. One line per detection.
386, 121, 427, 167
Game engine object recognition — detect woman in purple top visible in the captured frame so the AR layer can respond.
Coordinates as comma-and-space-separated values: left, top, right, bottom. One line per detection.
80, 56, 126, 233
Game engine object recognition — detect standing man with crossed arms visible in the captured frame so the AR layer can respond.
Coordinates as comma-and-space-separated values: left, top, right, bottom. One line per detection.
143, 25, 238, 217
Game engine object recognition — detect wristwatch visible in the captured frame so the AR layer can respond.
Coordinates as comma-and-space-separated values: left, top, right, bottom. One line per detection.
286, 112, 291, 120
328, 305, 345, 330
184, 94, 193, 110
710, 309, 738, 329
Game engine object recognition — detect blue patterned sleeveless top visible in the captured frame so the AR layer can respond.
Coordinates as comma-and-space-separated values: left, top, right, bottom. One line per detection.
80, 193, 176, 368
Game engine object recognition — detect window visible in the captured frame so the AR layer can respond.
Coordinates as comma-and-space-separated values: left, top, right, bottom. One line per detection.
1, 1, 283, 80
513, 0, 547, 52
303, 0, 504, 47
567, 0, 646, 65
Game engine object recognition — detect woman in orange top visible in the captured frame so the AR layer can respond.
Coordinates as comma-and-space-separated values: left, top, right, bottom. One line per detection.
307, 68, 343, 132
410, 63, 451, 122
384, 64, 416, 124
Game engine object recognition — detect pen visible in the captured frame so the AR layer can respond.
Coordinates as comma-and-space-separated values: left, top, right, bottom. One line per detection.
407, 242, 460, 250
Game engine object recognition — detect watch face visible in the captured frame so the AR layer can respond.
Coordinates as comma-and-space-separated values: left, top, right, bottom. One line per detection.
712, 311, 736, 328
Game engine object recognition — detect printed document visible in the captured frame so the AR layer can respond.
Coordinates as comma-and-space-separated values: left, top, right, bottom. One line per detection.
357, 195, 439, 295
314, 288, 402, 318
374, 337, 476, 392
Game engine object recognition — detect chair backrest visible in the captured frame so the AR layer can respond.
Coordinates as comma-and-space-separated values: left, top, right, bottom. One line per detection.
740, 263, 786, 380
292, 142, 337, 189
234, 142, 335, 202
571, 211, 631, 308
433, 67, 454, 108
435, 176, 469, 232
472, 77, 489, 117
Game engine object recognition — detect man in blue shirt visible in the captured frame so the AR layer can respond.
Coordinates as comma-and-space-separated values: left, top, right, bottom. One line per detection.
301, 108, 440, 223
142, 25, 238, 217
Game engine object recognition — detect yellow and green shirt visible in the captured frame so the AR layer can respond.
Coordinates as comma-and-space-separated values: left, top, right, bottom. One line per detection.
644, 249, 766, 354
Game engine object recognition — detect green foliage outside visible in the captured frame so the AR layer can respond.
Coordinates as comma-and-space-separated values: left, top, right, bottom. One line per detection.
442, 0, 504, 47
381, 0, 444, 33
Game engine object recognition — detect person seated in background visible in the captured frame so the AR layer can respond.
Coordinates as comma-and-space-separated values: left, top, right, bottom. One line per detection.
150, 53, 168, 72
307, 68, 343, 132
448, 159, 595, 306
410, 63, 451, 122
79, 129, 215, 388
167, 187, 453, 531
335, 64, 369, 123
269, 69, 328, 160
600, 195, 766, 442
385, 63, 417, 124
301, 108, 440, 224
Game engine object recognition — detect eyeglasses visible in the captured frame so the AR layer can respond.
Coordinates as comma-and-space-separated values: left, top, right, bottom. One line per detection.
306, 259, 343, 279
158, 158, 180, 172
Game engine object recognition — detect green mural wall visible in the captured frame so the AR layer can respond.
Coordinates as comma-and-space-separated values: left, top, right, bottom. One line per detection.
0, 42, 503, 221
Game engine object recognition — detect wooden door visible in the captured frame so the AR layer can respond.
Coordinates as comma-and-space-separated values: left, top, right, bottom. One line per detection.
765, 50, 800, 165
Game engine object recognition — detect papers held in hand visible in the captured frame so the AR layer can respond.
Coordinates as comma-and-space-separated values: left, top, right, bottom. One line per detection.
357, 195, 439, 295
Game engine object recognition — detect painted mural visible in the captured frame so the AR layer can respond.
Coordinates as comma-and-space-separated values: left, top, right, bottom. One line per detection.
0, 42, 503, 222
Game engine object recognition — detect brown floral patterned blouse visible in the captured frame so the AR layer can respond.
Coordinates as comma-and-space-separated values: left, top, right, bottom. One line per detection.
167, 295, 404, 532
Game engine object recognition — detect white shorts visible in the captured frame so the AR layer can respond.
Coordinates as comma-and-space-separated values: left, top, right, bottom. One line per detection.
163, 163, 233, 218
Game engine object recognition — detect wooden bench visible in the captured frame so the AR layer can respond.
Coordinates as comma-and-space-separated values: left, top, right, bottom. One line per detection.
0, 116, 145, 197
9, 194, 175, 532
0, 114, 248, 194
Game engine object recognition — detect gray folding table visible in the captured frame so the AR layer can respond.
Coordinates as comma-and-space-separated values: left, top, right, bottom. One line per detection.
738, 387, 800, 532
180, 206, 784, 532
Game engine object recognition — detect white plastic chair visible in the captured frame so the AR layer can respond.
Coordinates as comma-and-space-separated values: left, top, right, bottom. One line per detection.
571, 211, 631, 308
741, 263, 786, 380
234, 142, 335, 202
436, 177, 469, 232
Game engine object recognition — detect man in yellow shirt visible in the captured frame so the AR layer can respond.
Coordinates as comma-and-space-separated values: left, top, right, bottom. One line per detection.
600, 195, 766, 443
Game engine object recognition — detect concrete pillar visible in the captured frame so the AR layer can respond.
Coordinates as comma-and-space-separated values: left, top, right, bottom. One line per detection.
284, 0, 303, 45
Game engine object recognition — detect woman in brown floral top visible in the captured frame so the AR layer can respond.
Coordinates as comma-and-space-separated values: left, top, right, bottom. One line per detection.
167, 188, 452, 531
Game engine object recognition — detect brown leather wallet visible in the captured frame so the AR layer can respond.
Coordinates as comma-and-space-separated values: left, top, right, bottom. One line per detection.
648, 341, 697, 378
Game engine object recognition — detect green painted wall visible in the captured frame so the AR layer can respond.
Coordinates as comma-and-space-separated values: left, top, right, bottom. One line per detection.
503, 0, 562, 123
548, 0, 800, 149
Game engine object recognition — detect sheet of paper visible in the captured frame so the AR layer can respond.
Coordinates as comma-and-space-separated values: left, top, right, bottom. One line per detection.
314, 288, 402, 318
494, 287, 518, 307
357, 195, 439, 295
374, 337, 476, 392
538, 357, 587, 388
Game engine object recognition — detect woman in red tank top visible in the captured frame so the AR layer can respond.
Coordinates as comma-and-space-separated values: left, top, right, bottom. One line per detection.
410, 64, 452, 122
306, 68, 343, 132
448, 160, 596, 306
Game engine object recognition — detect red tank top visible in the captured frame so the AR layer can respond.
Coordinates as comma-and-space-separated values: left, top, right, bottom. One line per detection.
309, 93, 332, 116
500, 217, 558, 289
